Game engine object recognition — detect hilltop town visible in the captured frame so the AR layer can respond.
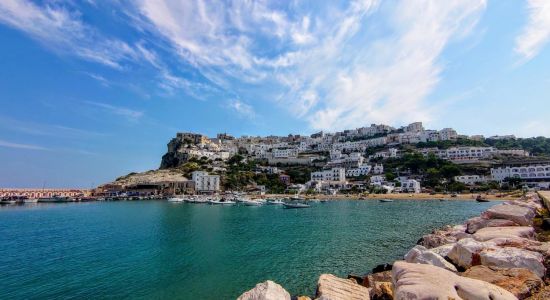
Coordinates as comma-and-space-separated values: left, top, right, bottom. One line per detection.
95, 122, 550, 197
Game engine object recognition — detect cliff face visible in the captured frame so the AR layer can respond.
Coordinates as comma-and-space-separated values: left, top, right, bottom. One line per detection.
159, 137, 190, 169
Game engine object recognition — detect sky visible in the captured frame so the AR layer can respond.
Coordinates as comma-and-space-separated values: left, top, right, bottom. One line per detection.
0, 0, 550, 188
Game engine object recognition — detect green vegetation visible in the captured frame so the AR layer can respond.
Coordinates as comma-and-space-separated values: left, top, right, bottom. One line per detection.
384, 153, 462, 188
485, 137, 550, 157
415, 137, 487, 149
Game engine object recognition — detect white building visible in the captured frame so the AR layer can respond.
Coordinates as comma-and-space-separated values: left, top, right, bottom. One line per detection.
454, 175, 488, 185
404, 122, 424, 132
401, 179, 421, 193
346, 165, 372, 177
372, 164, 384, 175
491, 163, 550, 183
439, 128, 458, 141
370, 175, 386, 185
191, 171, 220, 193
311, 168, 346, 182
273, 148, 298, 158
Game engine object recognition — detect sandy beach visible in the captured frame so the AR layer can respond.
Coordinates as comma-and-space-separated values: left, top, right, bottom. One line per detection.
264, 192, 521, 201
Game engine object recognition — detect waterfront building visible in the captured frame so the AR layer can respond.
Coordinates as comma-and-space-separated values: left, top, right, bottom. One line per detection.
191, 171, 220, 193
491, 162, 550, 185
311, 168, 346, 183
454, 175, 489, 185
401, 179, 421, 193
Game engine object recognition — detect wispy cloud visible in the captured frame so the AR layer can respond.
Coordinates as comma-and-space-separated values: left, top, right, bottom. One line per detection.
515, 0, 550, 62
0, 139, 49, 151
226, 99, 256, 119
0, 115, 107, 138
84, 101, 144, 121
133, 0, 486, 130
0, 0, 154, 69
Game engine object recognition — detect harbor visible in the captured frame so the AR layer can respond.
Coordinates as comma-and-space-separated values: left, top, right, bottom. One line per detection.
0, 197, 494, 299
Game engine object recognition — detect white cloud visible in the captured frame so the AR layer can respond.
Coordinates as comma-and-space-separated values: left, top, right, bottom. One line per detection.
84, 101, 144, 121
0, 139, 49, 151
0, 0, 153, 69
515, 0, 550, 61
226, 99, 256, 119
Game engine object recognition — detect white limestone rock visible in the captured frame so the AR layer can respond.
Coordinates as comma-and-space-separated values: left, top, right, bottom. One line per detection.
482, 204, 535, 226
237, 281, 291, 300
466, 216, 519, 234
473, 226, 535, 242
404, 245, 457, 272
430, 243, 455, 258
315, 274, 370, 300
480, 247, 546, 278
448, 238, 494, 269
392, 261, 517, 300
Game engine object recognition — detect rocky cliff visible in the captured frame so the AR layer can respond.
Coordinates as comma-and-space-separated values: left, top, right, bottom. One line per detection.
159, 137, 190, 169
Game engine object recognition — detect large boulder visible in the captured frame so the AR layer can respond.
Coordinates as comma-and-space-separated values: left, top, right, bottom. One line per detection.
466, 216, 519, 234
237, 281, 291, 300
392, 261, 516, 300
418, 224, 470, 248
448, 238, 494, 269
482, 204, 535, 226
489, 237, 550, 257
369, 282, 393, 300
315, 274, 370, 300
363, 271, 392, 288
430, 243, 455, 258
404, 245, 457, 272
480, 247, 546, 278
473, 226, 535, 242
462, 265, 543, 299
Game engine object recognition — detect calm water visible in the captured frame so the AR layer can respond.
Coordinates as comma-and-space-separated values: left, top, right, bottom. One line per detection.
0, 200, 493, 299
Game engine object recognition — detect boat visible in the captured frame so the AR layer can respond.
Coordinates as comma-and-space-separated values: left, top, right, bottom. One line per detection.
244, 199, 264, 206
283, 203, 310, 209
37, 195, 72, 203
208, 198, 236, 205
379, 199, 394, 203
266, 199, 285, 205
24, 198, 39, 204
167, 197, 184, 202
476, 195, 490, 202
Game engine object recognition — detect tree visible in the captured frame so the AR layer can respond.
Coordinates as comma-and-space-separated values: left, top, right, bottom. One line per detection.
504, 177, 522, 189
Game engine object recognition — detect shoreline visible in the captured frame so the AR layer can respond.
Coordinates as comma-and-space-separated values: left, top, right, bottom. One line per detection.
263, 192, 520, 201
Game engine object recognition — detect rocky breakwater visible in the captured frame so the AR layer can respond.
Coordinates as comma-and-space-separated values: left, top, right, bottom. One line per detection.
237, 193, 550, 299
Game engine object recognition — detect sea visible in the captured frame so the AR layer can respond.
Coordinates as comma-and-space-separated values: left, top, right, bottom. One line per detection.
0, 199, 493, 299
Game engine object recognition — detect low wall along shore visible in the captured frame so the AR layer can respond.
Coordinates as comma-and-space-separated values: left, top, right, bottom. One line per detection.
237, 192, 550, 300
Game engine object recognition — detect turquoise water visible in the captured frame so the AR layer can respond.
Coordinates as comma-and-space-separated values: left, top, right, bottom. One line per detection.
0, 200, 493, 299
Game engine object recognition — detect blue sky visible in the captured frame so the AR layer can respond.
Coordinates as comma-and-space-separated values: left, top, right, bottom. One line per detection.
1, 0, 549, 188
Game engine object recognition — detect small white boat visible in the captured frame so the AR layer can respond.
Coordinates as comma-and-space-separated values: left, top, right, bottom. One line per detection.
168, 197, 184, 202
24, 198, 39, 204
244, 199, 264, 206
283, 203, 310, 209
208, 199, 236, 205
379, 199, 394, 203
266, 199, 285, 205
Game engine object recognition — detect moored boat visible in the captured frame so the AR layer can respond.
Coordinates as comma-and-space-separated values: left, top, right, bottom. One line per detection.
37, 195, 72, 203
379, 199, 394, 203
243, 199, 264, 206
476, 195, 490, 202
266, 199, 285, 205
283, 203, 310, 209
